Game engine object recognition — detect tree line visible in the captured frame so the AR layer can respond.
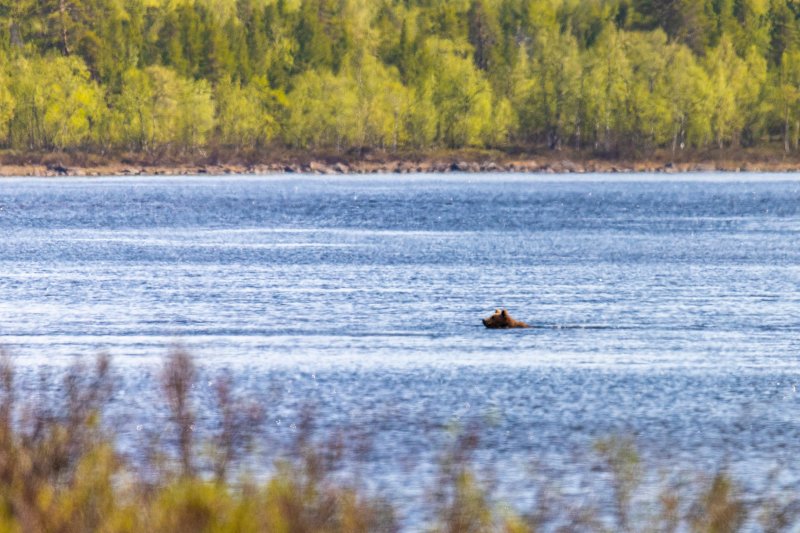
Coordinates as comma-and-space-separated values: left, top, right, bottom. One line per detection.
1, 0, 800, 156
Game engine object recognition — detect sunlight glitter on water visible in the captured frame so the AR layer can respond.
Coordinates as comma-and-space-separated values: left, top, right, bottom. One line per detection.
3, 174, 800, 512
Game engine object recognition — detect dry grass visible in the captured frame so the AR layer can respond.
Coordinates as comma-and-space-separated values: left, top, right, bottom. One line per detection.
0, 349, 795, 532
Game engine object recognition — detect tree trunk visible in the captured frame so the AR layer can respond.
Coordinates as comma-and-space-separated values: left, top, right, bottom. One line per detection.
59, 0, 71, 56
785, 105, 791, 153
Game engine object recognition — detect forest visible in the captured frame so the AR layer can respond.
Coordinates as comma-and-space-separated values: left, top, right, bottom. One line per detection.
1, 0, 800, 158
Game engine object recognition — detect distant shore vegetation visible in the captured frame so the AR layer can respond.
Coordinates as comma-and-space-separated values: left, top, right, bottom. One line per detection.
2, 0, 800, 158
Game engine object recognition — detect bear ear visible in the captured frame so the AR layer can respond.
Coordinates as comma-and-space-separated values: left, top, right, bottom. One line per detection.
501, 309, 507, 316
494, 309, 500, 314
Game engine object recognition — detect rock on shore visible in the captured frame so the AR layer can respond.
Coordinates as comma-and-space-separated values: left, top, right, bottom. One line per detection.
0, 157, 790, 177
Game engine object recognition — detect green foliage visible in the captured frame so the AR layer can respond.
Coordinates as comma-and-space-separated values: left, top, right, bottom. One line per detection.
772, 49, 800, 151
513, 26, 582, 148
285, 68, 358, 149
349, 54, 408, 149
215, 76, 282, 148
705, 37, 767, 147
8, 55, 104, 150
583, 24, 634, 151
3, 0, 800, 154
620, 30, 674, 148
113, 65, 214, 153
0, 64, 16, 145
665, 46, 715, 149
427, 38, 495, 147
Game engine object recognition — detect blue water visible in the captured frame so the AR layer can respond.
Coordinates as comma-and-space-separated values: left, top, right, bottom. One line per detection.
2, 174, 800, 518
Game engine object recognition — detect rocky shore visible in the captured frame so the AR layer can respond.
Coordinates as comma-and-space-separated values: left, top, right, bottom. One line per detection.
3, 153, 800, 177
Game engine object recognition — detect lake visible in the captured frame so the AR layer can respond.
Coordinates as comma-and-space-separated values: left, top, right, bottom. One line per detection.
1, 174, 800, 521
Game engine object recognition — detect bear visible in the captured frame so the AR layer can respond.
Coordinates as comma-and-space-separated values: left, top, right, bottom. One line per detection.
482, 309, 529, 329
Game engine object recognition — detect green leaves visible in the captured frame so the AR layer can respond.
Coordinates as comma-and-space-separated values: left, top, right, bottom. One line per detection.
112, 65, 214, 153
0, 0, 798, 155
427, 38, 494, 147
215, 75, 281, 148
8, 55, 104, 150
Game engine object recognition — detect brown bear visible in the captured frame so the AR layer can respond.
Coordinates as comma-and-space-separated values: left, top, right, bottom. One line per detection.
482, 309, 529, 329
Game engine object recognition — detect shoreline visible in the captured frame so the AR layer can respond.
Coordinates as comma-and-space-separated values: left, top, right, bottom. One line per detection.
5, 151, 800, 177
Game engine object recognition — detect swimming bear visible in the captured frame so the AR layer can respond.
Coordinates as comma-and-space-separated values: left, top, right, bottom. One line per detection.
482, 309, 529, 329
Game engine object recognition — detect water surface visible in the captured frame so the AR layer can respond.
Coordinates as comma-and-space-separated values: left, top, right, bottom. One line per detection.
2, 174, 800, 517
